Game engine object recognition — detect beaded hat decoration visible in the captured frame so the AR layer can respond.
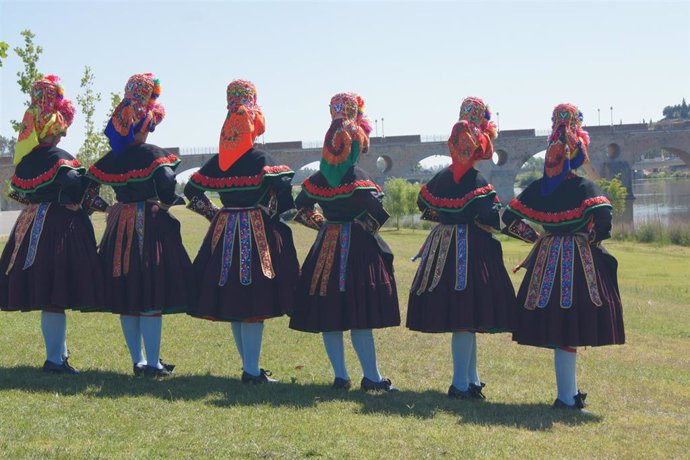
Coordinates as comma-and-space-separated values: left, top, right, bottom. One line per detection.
15, 75, 75, 165
218, 79, 266, 171
320, 92, 370, 187
104, 73, 165, 155
447, 96, 498, 183
541, 103, 591, 195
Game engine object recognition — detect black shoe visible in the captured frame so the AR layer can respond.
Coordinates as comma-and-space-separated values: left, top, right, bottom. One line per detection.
360, 377, 398, 392
469, 382, 487, 400
448, 385, 472, 399
160, 360, 175, 373
332, 377, 352, 390
143, 365, 172, 378
134, 360, 174, 376
241, 369, 278, 384
43, 359, 80, 375
553, 391, 587, 411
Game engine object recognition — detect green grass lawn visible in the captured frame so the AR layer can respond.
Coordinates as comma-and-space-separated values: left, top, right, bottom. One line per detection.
1, 208, 688, 458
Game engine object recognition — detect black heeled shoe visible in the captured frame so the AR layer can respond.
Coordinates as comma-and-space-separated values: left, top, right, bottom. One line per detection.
447, 385, 472, 399
553, 390, 588, 411
469, 382, 486, 400
143, 365, 172, 378
134, 359, 175, 376
241, 369, 278, 384
332, 377, 352, 390
43, 358, 80, 375
360, 377, 398, 392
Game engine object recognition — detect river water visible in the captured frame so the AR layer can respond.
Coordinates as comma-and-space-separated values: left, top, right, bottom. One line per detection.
633, 178, 690, 225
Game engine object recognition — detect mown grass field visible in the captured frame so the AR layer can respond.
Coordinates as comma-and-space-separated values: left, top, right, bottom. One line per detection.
0, 208, 688, 458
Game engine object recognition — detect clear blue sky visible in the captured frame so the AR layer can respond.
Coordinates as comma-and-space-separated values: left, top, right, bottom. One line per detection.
1, 0, 689, 154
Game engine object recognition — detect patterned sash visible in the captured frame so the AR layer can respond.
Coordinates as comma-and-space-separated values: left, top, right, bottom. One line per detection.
524, 233, 603, 310
6, 202, 51, 274
412, 224, 470, 295
213, 208, 275, 287
111, 202, 146, 277
309, 223, 352, 296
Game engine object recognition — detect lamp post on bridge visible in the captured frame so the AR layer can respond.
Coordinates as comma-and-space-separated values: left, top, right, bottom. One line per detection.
375, 119, 378, 137
497, 112, 500, 131
598, 108, 601, 126
610, 106, 614, 126
381, 117, 385, 138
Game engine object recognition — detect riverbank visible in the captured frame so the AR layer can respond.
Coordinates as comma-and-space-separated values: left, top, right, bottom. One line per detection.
0, 211, 688, 458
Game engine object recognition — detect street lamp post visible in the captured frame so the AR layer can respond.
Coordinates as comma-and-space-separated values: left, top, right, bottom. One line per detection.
597, 108, 601, 126
496, 112, 500, 131
381, 117, 385, 138
375, 119, 378, 137
610, 106, 613, 126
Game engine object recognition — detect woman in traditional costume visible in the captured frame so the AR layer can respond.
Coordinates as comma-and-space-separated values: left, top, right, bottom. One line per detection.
0, 75, 106, 374
89, 73, 191, 377
289, 93, 400, 392
184, 79, 299, 384
406, 97, 516, 399
502, 103, 625, 410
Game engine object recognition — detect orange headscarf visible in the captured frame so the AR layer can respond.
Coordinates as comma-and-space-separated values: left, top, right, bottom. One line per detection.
218, 80, 265, 171
447, 97, 497, 183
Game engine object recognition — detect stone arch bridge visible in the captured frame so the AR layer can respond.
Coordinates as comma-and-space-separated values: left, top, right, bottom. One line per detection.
1, 123, 689, 210
175, 123, 690, 203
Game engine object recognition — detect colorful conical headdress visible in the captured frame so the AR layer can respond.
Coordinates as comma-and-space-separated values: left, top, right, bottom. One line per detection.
541, 103, 591, 195
15, 75, 75, 165
218, 79, 265, 171
105, 73, 165, 155
320, 92, 371, 187
447, 96, 497, 183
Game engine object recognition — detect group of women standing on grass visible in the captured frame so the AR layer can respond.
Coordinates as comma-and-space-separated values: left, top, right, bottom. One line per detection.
0, 73, 625, 411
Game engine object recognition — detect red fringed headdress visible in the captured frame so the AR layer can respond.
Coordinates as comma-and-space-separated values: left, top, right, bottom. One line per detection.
447, 96, 497, 183
218, 79, 265, 171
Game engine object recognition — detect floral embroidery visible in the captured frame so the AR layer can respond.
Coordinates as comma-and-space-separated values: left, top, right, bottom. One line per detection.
11, 159, 83, 192
560, 236, 575, 308
189, 165, 293, 191
303, 178, 381, 200
23, 203, 50, 270
420, 184, 497, 211
218, 212, 238, 287
537, 236, 562, 308
525, 238, 553, 310
249, 209, 275, 280
508, 196, 611, 225
135, 202, 145, 259
455, 224, 469, 291
211, 213, 229, 254
310, 224, 341, 296
575, 236, 603, 306
187, 195, 219, 221
238, 211, 252, 286
429, 225, 454, 291
89, 154, 179, 185
338, 223, 351, 292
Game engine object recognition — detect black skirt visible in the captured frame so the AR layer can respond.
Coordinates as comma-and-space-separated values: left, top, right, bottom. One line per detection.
289, 222, 400, 333
512, 234, 625, 348
98, 202, 191, 315
188, 208, 299, 322
0, 203, 103, 312
406, 223, 516, 333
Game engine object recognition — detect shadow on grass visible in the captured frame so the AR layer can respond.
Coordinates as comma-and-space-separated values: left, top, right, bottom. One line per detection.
0, 366, 601, 430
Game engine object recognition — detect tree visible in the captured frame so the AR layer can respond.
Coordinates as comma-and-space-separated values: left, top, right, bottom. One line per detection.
76, 65, 105, 167
10, 30, 43, 132
383, 178, 420, 230
0, 41, 8, 66
0, 135, 16, 156
597, 176, 628, 217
